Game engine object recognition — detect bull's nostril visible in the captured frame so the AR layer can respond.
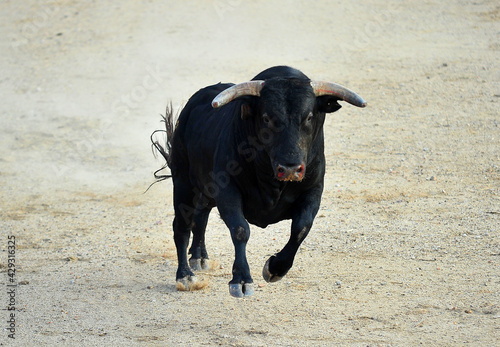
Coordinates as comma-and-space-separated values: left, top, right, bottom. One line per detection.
277, 167, 285, 174
296, 166, 303, 173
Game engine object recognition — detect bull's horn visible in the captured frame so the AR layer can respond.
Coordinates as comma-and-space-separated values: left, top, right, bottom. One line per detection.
311, 81, 367, 108
212, 80, 265, 108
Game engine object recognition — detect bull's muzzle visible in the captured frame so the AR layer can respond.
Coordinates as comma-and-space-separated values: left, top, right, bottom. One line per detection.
276, 163, 305, 182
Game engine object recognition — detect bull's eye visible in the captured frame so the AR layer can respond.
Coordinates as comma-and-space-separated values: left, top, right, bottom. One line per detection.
262, 113, 271, 125
306, 112, 314, 123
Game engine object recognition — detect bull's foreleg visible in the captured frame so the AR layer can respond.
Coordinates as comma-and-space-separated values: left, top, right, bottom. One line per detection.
228, 220, 254, 297
262, 223, 310, 283
262, 188, 322, 283
217, 187, 255, 298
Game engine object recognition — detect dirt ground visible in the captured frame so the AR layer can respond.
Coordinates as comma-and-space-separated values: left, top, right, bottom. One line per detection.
1, 1, 499, 346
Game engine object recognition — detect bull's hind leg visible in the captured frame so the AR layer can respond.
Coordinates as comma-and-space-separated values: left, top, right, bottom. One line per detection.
172, 180, 199, 289
188, 201, 212, 271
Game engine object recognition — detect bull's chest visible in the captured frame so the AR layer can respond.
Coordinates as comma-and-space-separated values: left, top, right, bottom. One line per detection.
241, 186, 297, 228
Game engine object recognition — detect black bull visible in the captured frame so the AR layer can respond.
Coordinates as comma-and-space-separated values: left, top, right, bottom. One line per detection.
152, 66, 366, 297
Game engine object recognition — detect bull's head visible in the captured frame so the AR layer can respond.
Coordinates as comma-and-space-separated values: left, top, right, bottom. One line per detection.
212, 77, 366, 182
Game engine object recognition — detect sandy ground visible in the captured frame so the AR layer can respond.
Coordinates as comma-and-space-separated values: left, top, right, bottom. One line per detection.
1, 1, 499, 346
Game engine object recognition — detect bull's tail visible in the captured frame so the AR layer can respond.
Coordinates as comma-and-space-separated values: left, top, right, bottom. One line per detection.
147, 103, 176, 191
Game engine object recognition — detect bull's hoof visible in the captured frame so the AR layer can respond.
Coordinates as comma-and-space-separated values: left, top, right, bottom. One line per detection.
189, 258, 209, 271
176, 275, 208, 291
229, 283, 255, 298
262, 257, 283, 283
176, 275, 197, 291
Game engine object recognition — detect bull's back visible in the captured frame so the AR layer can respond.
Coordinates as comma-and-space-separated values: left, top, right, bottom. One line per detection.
170, 83, 235, 185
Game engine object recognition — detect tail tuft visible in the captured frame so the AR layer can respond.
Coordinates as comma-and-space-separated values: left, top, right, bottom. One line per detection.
147, 103, 176, 191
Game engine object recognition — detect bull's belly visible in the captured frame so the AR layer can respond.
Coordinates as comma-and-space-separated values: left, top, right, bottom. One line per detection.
243, 206, 293, 228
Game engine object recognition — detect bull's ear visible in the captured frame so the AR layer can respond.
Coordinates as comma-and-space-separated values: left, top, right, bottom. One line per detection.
240, 103, 253, 120
316, 95, 342, 113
